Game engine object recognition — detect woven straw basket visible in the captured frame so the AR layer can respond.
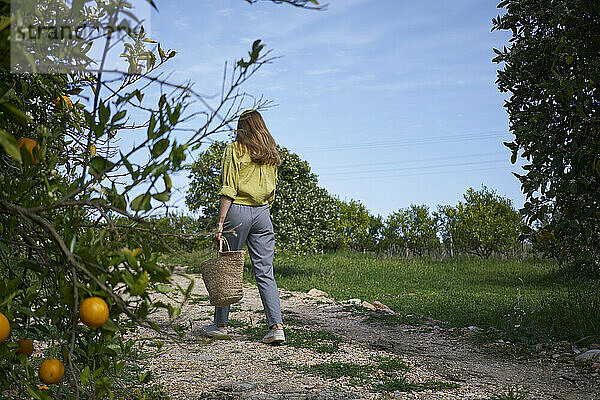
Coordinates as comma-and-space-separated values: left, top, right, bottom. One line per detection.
200, 237, 245, 307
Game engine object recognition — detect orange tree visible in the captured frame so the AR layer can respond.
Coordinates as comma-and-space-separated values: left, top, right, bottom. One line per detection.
0, 0, 323, 398
493, 0, 600, 272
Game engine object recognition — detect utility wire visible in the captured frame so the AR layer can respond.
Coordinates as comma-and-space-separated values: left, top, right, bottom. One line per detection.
297, 130, 509, 153
316, 151, 504, 171
325, 163, 516, 182
319, 158, 508, 177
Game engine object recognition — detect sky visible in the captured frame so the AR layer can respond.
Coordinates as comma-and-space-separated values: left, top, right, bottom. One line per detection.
143, 0, 522, 218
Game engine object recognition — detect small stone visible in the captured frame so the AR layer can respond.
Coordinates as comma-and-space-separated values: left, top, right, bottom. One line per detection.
575, 349, 600, 362
372, 301, 394, 314
590, 343, 600, 350
361, 301, 376, 311
218, 381, 257, 392
468, 325, 483, 331
346, 298, 362, 305
559, 371, 577, 382
307, 288, 328, 297
552, 353, 561, 359
557, 353, 573, 362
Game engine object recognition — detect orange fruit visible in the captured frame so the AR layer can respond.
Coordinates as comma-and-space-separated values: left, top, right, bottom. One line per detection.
79, 297, 109, 328
53, 95, 72, 111
0, 312, 10, 344
16, 338, 34, 356
39, 359, 64, 384
17, 137, 39, 165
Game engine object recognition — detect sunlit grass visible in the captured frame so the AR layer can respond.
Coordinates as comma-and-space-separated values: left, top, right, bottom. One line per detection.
179, 250, 600, 345
262, 252, 600, 345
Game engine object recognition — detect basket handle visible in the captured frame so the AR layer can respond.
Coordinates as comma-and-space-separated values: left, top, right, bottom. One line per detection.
218, 236, 232, 253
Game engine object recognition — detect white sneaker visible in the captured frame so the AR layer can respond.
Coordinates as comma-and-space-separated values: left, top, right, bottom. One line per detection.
201, 323, 229, 338
262, 328, 285, 344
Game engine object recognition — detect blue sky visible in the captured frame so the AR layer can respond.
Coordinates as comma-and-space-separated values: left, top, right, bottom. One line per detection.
147, 0, 522, 218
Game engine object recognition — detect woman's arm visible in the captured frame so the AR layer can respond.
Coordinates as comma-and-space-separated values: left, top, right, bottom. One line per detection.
214, 195, 233, 243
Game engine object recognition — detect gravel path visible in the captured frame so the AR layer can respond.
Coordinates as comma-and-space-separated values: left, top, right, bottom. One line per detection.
132, 270, 600, 400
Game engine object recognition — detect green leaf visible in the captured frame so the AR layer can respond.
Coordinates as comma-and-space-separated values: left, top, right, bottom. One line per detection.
130, 271, 149, 296
0, 129, 22, 161
130, 193, 151, 212
98, 102, 110, 124
0, 102, 32, 125
151, 138, 169, 158
163, 173, 172, 190
121, 248, 138, 269
154, 284, 173, 294
80, 365, 91, 386
152, 192, 170, 202
89, 156, 114, 178
26, 385, 43, 400
147, 114, 157, 139
111, 110, 126, 123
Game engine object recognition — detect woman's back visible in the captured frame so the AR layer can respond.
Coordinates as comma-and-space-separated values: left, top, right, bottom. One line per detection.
219, 141, 277, 206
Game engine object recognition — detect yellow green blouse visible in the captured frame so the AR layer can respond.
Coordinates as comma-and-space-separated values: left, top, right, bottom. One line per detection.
218, 142, 277, 206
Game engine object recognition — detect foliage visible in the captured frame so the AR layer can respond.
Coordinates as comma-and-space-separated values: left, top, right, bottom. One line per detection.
436, 186, 522, 258
0, 0, 321, 397
383, 204, 440, 256
335, 199, 384, 252
185, 141, 227, 219
492, 0, 600, 272
186, 142, 340, 252
145, 213, 210, 253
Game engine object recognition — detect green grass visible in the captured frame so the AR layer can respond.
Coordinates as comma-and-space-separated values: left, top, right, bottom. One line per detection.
372, 356, 410, 372
226, 318, 248, 328
305, 362, 372, 379
242, 325, 342, 353
262, 252, 600, 345
490, 388, 529, 400
176, 250, 600, 345
296, 359, 459, 393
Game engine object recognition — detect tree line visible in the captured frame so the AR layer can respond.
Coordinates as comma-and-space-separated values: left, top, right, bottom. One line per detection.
185, 142, 524, 258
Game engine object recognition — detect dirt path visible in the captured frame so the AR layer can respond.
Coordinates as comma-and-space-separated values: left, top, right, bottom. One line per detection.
134, 270, 600, 400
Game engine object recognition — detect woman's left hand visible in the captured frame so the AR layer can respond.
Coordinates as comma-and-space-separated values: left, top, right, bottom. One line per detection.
214, 223, 223, 243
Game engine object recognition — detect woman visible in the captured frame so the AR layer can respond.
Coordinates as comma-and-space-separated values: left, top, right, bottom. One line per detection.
201, 109, 285, 344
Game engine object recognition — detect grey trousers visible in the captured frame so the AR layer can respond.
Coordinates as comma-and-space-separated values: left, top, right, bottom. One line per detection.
214, 203, 283, 328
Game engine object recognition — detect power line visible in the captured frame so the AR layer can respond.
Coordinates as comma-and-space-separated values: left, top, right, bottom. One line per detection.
316, 151, 504, 171
296, 130, 510, 153
324, 163, 518, 182
319, 158, 509, 177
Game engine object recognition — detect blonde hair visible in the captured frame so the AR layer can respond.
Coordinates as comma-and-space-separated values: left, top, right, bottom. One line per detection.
235, 110, 281, 166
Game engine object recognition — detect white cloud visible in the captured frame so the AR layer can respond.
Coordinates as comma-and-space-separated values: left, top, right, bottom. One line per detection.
305, 68, 341, 75
218, 8, 233, 17
174, 17, 189, 31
